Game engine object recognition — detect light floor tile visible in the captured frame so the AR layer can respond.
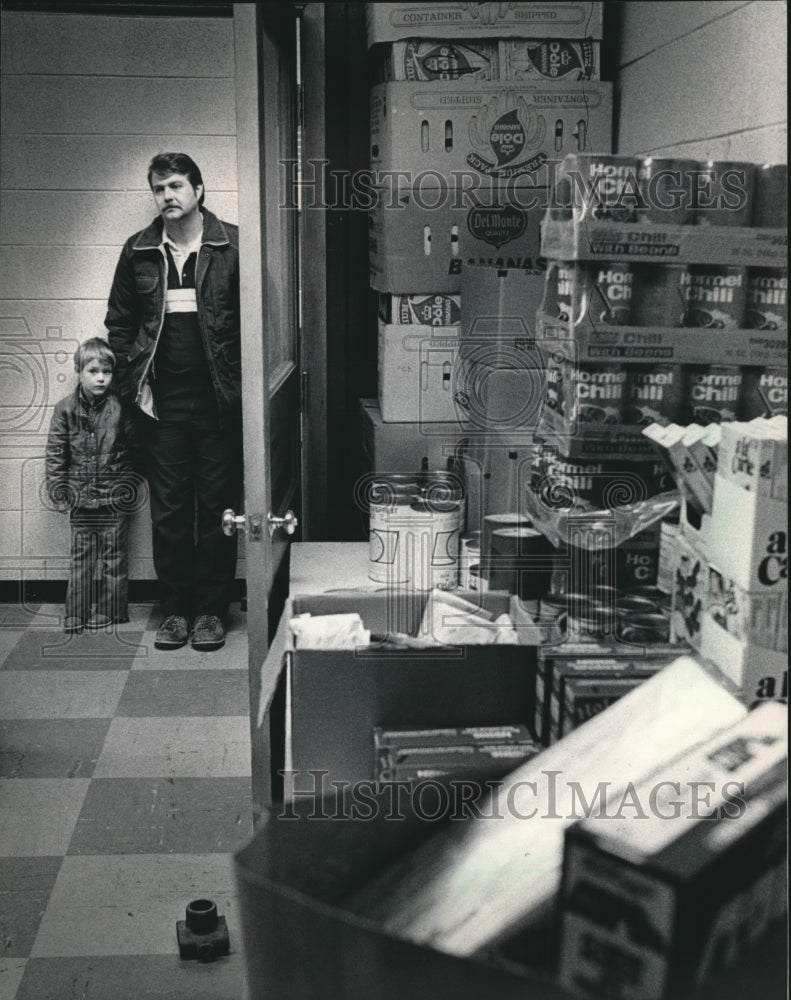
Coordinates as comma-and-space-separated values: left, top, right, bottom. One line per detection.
0, 959, 27, 1000
92, 717, 251, 778
14, 955, 248, 1000
0, 672, 127, 719
31, 853, 242, 957
0, 780, 90, 856
0, 630, 22, 661
131, 645, 248, 670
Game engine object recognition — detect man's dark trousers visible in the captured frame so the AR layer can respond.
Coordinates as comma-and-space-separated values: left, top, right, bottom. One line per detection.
143, 411, 242, 620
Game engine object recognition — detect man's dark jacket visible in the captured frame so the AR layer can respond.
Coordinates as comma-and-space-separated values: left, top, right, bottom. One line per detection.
45, 389, 141, 511
104, 209, 241, 420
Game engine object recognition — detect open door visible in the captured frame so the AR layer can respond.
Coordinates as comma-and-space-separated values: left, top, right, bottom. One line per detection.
231, 3, 302, 820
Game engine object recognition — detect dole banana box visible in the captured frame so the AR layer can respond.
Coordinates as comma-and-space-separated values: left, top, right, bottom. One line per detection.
370, 81, 612, 179
382, 39, 600, 82
366, 3, 604, 46
558, 704, 788, 1000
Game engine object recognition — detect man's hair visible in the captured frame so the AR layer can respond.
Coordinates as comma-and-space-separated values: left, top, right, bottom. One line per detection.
74, 337, 115, 372
147, 152, 205, 207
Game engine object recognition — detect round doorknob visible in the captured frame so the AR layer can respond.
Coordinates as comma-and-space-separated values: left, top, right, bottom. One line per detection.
267, 510, 299, 537
222, 509, 246, 536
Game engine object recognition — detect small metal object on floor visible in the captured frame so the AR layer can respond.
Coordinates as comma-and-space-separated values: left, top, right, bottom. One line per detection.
176, 898, 230, 962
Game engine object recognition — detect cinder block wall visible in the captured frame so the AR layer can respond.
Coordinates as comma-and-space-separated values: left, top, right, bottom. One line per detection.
615, 1, 787, 161
0, 10, 238, 583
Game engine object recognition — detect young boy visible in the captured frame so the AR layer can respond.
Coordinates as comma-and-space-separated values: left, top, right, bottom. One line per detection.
45, 337, 141, 632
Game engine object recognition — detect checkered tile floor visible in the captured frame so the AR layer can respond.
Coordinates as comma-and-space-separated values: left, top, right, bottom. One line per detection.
0, 602, 252, 1000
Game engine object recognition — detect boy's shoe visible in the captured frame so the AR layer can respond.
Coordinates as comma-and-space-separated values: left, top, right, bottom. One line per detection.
154, 615, 190, 650
86, 613, 112, 631
191, 615, 225, 651
64, 616, 84, 633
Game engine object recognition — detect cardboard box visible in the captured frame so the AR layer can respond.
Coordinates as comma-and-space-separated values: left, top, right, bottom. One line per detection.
536, 644, 681, 745
382, 39, 600, 82
282, 591, 537, 793
370, 81, 612, 179
377, 742, 540, 782
705, 564, 787, 652
670, 525, 708, 651
360, 398, 467, 474
553, 674, 648, 742
378, 320, 460, 422
701, 615, 788, 708
341, 657, 747, 957
537, 311, 788, 368
557, 705, 788, 1000
707, 474, 787, 593
369, 185, 546, 293
234, 788, 787, 1000
374, 722, 535, 749
540, 218, 789, 267
366, 3, 605, 46
380, 292, 461, 325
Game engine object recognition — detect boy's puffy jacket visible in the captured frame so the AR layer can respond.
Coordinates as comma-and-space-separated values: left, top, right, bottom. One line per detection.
45, 388, 142, 511
104, 208, 241, 422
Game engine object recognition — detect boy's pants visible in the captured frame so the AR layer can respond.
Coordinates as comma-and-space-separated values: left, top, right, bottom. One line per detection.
66, 507, 129, 622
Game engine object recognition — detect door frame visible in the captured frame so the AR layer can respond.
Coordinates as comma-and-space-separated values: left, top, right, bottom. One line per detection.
233, 1, 302, 817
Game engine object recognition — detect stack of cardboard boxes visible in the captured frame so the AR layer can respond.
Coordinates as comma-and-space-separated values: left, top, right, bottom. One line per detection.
363, 0, 611, 570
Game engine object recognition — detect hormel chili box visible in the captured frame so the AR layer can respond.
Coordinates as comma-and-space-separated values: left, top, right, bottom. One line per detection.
370, 81, 612, 180
707, 474, 787, 593
551, 675, 650, 743
369, 184, 545, 293
365, 3, 605, 46
557, 703, 788, 1000
378, 318, 460, 422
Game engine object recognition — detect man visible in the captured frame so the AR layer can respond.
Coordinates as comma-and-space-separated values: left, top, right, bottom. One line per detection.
105, 152, 242, 651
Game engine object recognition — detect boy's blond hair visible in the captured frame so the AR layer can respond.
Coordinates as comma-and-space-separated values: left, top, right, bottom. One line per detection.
74, 337, 115, 372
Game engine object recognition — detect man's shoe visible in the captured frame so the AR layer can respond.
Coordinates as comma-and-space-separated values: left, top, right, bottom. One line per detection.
64, 616, 84, 633
86, 612, 112, 631
154, 615, 190, 650
191, 615, 225, 652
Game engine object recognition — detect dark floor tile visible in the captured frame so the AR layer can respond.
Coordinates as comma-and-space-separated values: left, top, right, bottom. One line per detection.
0, 603, 42, 627
0, 719, 111, 778
67, 777, 253, 855
116, 670, 250, 716
0, 857, 62, 958
14, 954, 246, 1000
1, 631, 145, 670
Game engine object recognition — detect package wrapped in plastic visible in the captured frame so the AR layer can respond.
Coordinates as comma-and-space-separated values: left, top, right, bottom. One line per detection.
524, 486, 680, 551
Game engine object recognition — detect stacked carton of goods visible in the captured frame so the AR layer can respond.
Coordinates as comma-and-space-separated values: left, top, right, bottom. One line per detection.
532, 154, 787, 615
649, 415, 788, 709
362, 1, 611, 594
